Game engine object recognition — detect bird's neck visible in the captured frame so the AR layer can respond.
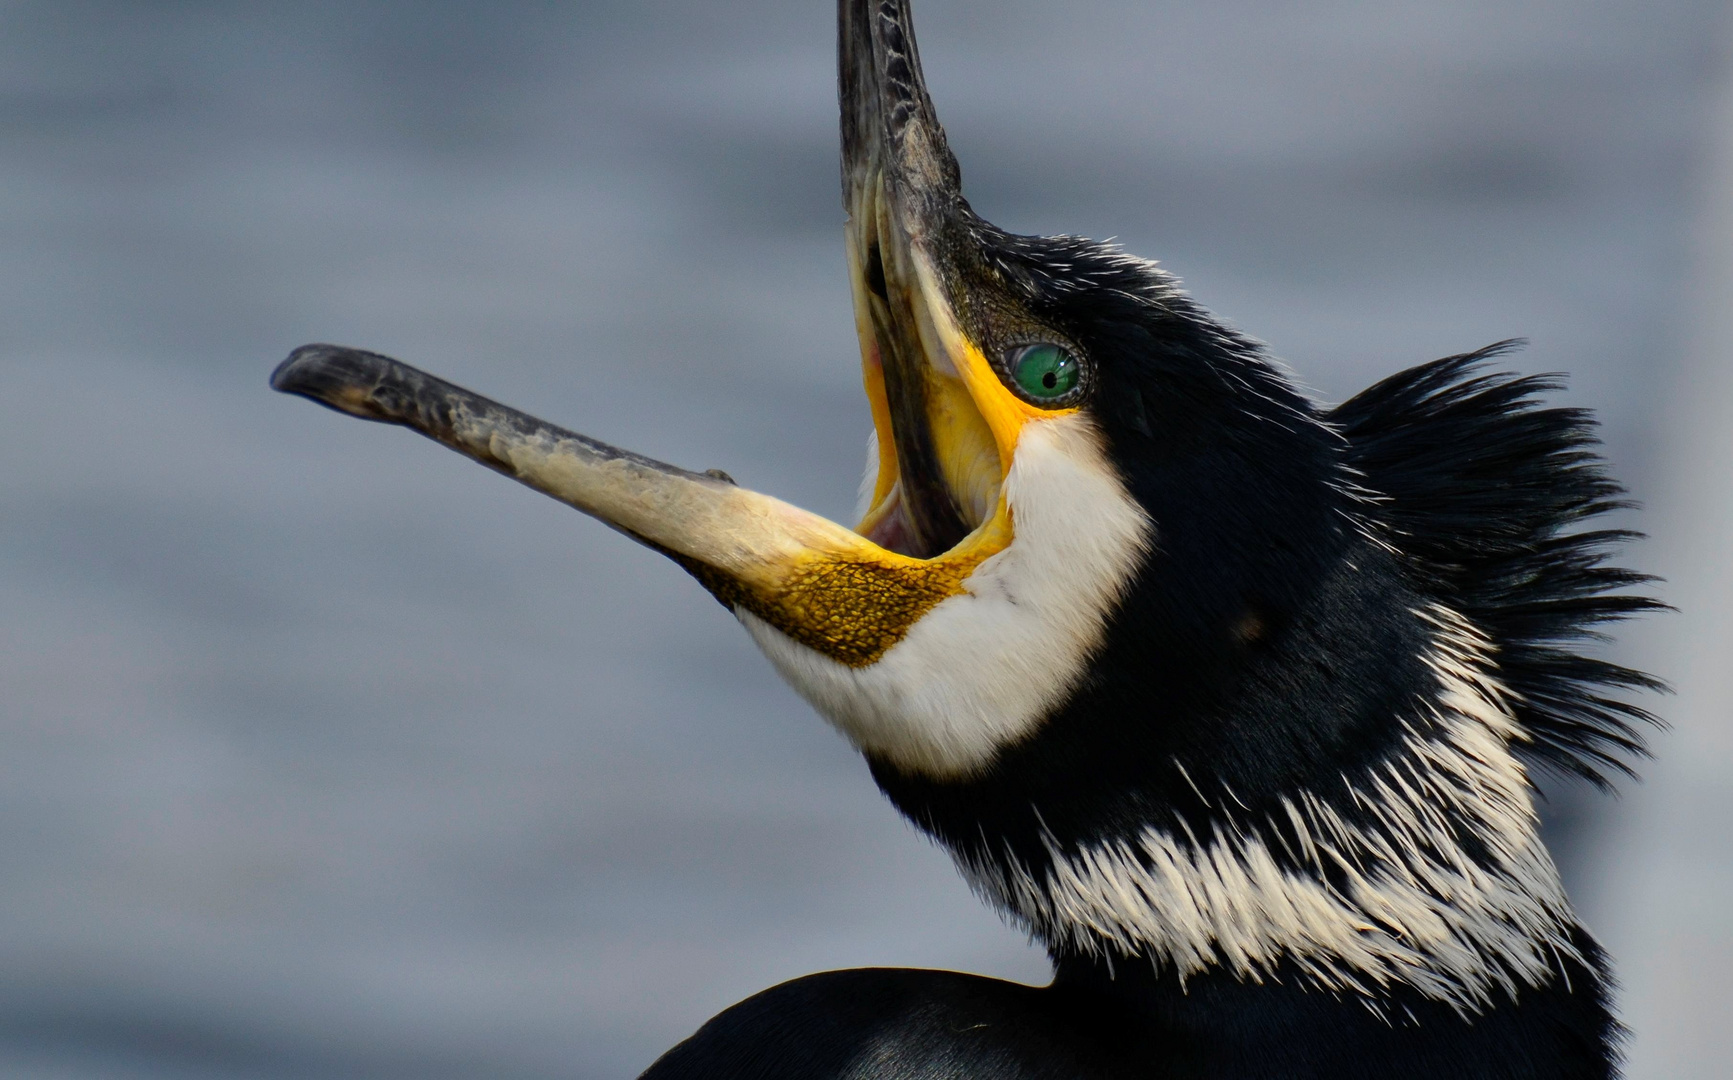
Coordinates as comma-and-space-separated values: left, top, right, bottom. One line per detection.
877, 548, 1586, 1014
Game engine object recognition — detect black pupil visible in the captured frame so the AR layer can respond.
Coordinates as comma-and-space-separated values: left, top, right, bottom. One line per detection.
1041, 371, 1057, 389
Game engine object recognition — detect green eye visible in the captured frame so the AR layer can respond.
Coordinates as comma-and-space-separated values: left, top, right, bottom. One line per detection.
1008, 343, 1080, 401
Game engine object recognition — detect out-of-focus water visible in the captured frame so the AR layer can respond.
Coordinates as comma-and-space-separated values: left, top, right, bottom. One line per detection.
0, 1, 1722, 1076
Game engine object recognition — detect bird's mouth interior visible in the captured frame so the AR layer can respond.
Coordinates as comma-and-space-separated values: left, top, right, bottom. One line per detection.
847, 177, 1007, 563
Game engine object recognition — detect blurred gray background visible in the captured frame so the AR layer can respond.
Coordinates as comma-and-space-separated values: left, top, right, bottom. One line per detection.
1, 0, 1728, 1076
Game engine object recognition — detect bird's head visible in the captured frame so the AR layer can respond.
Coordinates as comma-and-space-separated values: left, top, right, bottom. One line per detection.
805, 0, 1350, 783
274, 0, 1660, 1013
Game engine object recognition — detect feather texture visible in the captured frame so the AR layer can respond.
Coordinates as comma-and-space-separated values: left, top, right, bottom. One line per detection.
1333, 344, 1668, 786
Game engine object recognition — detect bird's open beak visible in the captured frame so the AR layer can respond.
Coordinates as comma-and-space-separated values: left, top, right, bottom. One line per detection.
273, 0, 1059, 667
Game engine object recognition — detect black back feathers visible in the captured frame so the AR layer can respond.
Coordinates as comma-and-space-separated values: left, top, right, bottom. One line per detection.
1333, 342, 1666, 786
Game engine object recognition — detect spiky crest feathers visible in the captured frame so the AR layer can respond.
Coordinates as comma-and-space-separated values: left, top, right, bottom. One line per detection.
1331, 344, 1666, 787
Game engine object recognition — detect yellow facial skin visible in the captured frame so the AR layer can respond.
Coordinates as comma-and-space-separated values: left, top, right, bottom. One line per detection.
909, 256, 1080, 479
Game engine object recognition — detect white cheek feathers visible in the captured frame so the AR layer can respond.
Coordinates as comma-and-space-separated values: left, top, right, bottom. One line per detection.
739, 415, 1153, 779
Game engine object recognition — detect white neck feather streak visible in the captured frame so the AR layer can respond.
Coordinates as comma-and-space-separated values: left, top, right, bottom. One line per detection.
957, 604, 1576, 1012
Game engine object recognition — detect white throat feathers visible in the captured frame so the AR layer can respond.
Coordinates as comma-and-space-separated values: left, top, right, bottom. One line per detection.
955, 604, 1577, 1012
739, 413, 1153, 778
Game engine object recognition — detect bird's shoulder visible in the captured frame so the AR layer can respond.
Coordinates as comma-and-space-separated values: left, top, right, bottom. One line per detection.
638, 967, 1141, 1080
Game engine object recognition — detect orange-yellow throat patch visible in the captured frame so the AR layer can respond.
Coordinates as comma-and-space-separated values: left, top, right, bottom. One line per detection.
680, 508, 1010, 667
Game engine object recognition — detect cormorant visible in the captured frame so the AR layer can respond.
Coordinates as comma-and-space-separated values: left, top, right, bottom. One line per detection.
271, 2, 1664, 1076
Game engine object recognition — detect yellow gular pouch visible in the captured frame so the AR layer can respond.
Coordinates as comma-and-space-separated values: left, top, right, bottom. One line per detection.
675, 509, 1012, 667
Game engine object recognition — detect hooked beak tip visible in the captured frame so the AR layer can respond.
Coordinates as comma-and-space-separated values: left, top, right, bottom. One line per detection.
271, 344, 404, 422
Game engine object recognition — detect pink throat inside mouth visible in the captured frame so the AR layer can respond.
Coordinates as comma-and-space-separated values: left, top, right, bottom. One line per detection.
861, 488, 928, 559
